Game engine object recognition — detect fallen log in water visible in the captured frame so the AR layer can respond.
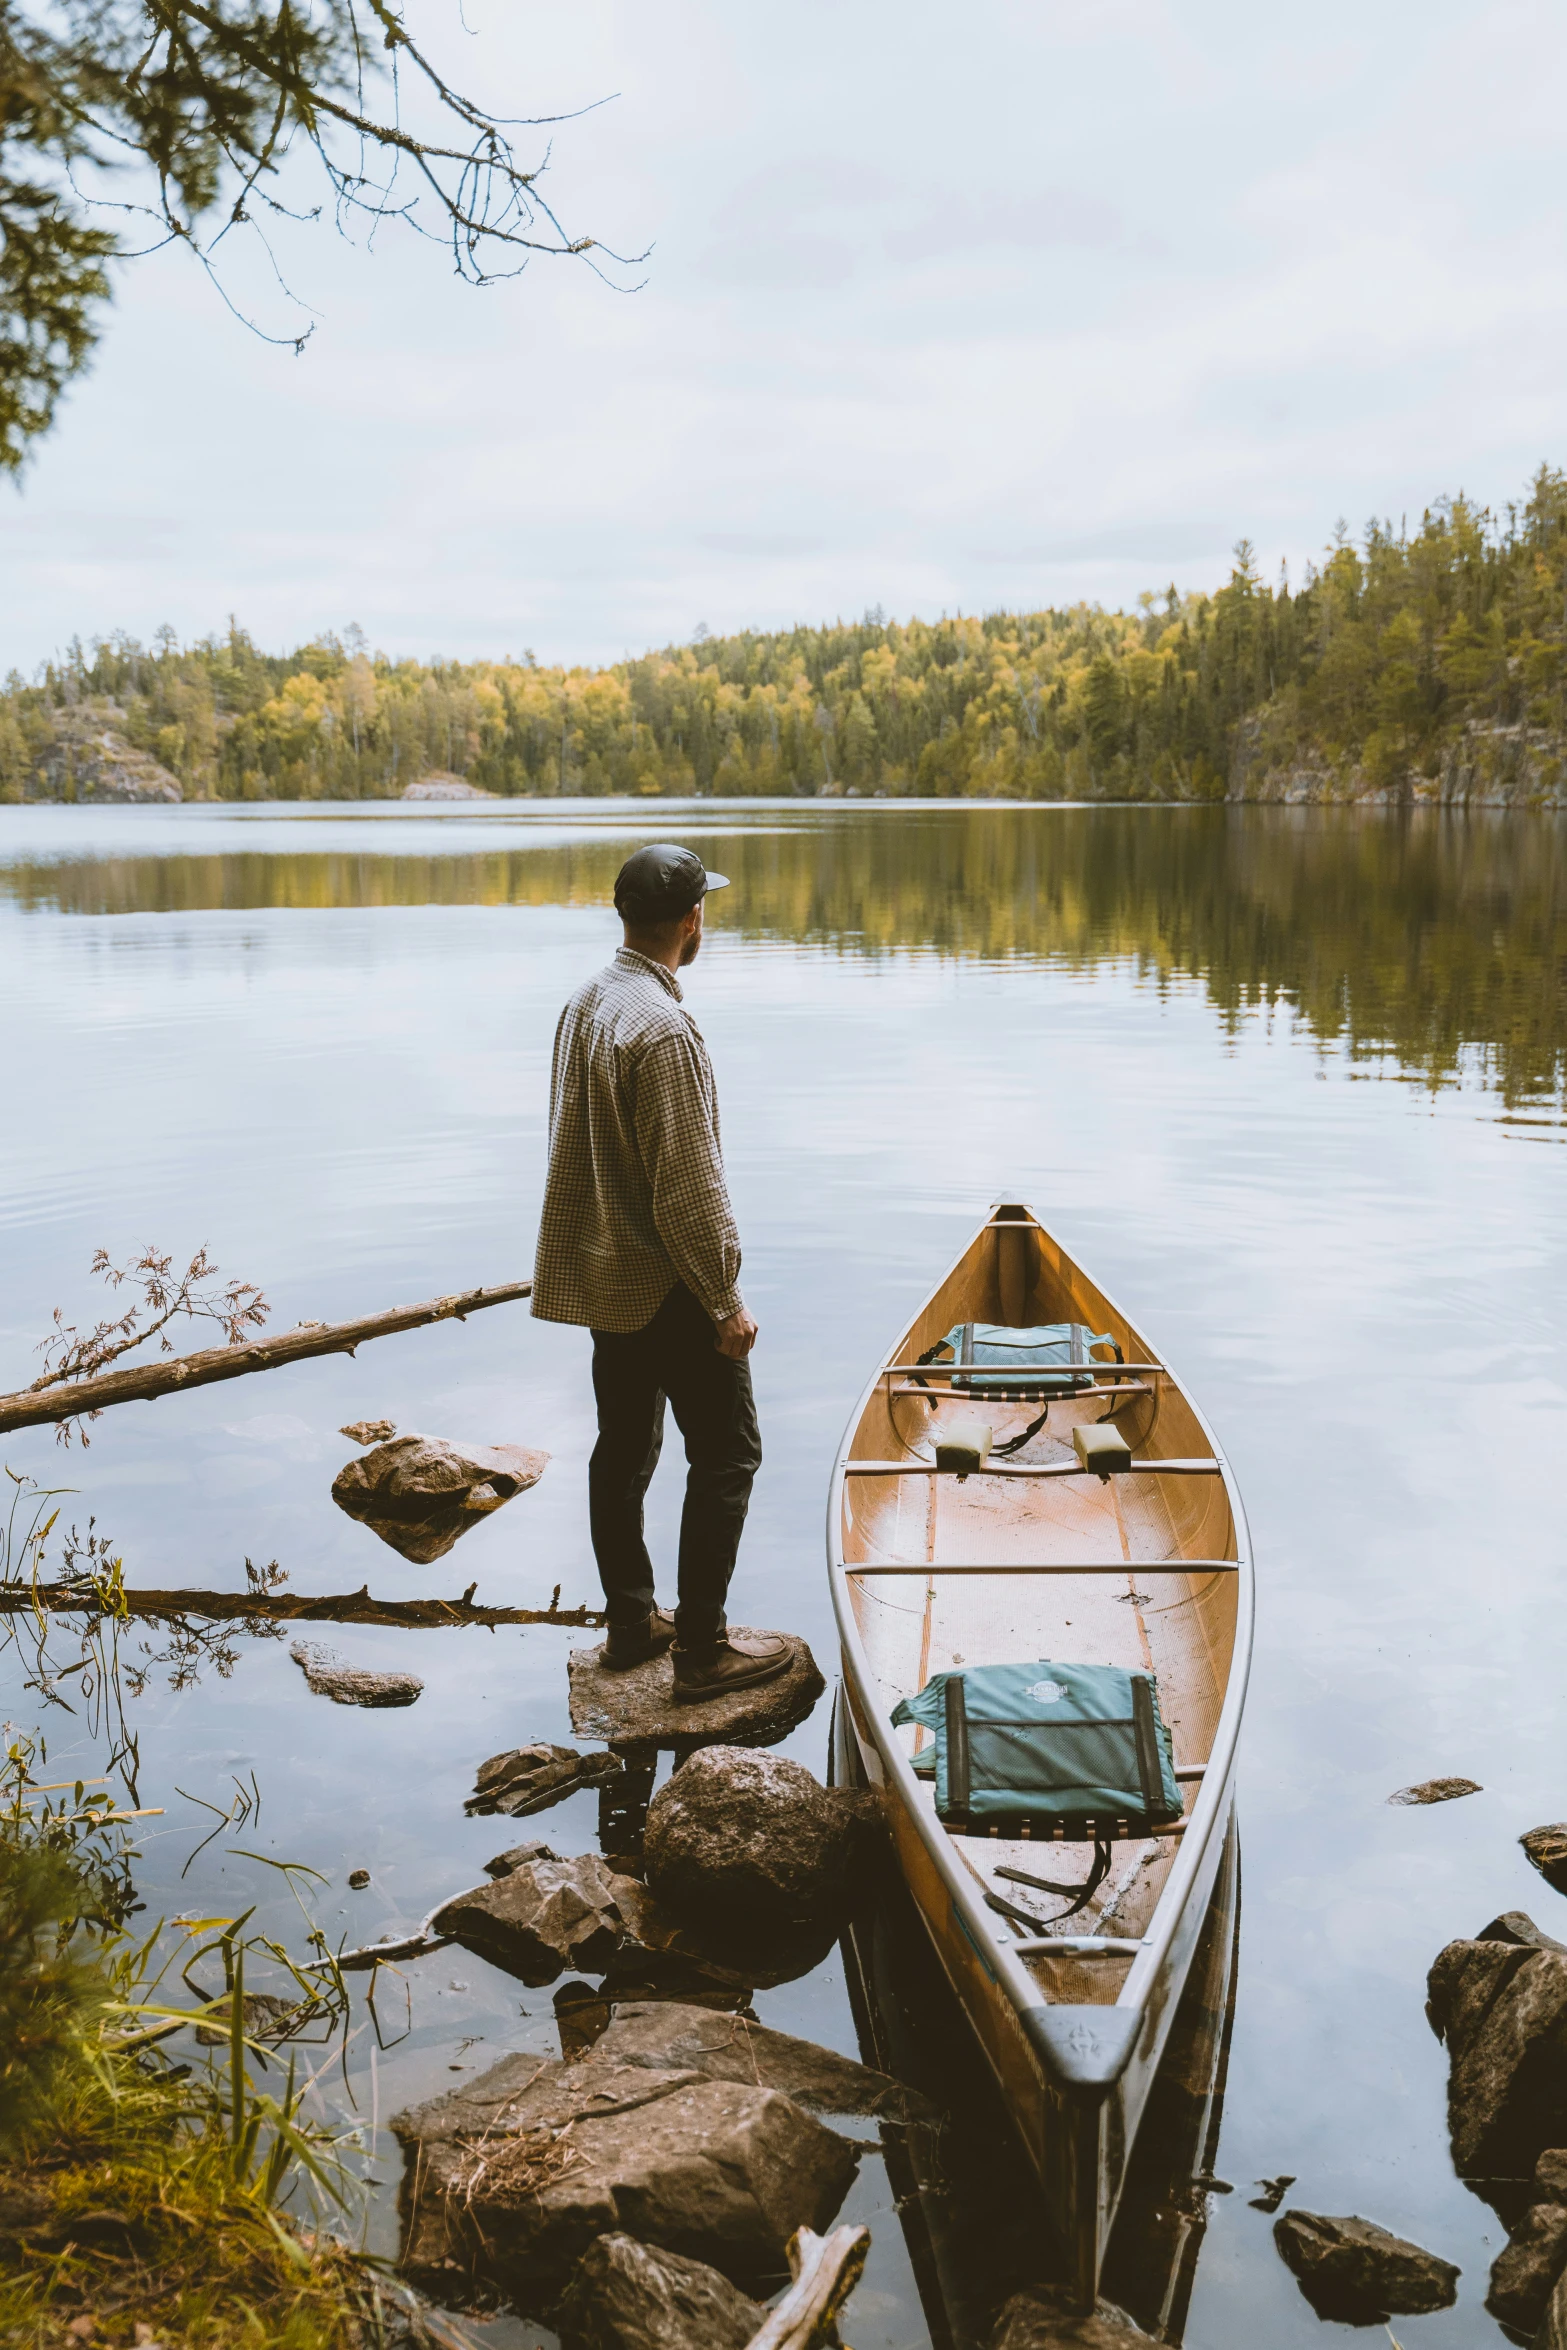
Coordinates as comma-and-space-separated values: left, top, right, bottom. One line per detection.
0, 1582, 605, 1630
0, 1279, 533, 1435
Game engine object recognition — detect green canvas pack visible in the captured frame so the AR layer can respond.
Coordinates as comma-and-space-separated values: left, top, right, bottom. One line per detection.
922, 1322, 1123, 1404
891, 1659, 1181, 1836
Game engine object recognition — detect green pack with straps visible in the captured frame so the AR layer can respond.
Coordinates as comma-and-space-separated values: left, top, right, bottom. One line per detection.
891, 1659, 1181, 1836
923, 1322, 1122, 1403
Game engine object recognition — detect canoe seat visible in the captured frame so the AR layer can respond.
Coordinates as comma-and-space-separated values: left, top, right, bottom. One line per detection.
1072, 1423, 1132, 1478
933, 1417, 992, 1477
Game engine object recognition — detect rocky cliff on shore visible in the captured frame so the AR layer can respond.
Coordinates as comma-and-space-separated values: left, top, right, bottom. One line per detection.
8, 705, 183, 804
1229, 716, 1567, 809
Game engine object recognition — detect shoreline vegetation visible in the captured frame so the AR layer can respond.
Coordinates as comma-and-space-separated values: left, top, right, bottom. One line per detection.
6, 469, 1567, 812
0, 1726, 393, 2350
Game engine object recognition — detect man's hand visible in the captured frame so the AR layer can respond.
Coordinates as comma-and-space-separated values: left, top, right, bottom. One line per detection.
714, 1306, 758, 1360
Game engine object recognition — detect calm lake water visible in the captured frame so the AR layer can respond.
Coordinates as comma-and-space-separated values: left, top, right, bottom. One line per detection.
2, 799, 1565, 2348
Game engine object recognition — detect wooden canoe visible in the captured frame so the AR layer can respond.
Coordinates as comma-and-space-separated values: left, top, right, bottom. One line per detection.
827, 1201, 1252, 2309
833, 1777, 1240, 2347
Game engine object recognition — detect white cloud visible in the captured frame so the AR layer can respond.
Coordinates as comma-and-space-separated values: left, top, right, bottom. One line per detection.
4, 0, 1566, 670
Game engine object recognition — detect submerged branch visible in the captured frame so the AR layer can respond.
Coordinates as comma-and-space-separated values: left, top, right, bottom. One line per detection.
0, 1581, 604, 1630
0, 1279, 532, 1434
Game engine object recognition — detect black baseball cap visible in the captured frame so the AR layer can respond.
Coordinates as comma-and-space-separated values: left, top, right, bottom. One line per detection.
613, 843, 730, 921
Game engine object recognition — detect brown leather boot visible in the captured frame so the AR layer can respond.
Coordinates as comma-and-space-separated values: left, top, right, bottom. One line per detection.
603, 1607, 676, 1669
671, 1629, 791, 1703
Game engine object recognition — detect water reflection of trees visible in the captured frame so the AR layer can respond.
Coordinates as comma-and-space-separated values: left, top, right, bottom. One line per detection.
3, 806, 1563, 1104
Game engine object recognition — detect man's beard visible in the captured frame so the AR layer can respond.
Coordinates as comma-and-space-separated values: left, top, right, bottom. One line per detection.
679, 927, 703, 967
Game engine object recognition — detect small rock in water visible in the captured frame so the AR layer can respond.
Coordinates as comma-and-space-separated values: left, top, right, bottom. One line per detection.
466, 1743, 621, 1818
643, 1745, 883, 1934
332, 1432, 549, 1565
568, 1628, 824, 1752
347, 1868, 371, 1889
1487, 2198, 1567, 2332
1273, 2210, 1459, 2321
989, 2285, 1161, 2346
1538, 2149, 1567, 2199
484, 1838, 560, 1878
431, 1854, 638, 1984
194, 1991, 299, 2045
1522, 1826, 1567, 1894
556, 2231, 765, 2350
1388, 1777, 1482, 1805
341, 1419, 397, 1444
290, 1641, 423, 1708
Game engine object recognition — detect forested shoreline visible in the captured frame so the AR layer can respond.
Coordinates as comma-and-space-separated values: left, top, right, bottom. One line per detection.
6, 466, 1567, 807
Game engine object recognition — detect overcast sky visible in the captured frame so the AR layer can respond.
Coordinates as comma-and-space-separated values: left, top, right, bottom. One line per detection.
4, 0, 1566, 673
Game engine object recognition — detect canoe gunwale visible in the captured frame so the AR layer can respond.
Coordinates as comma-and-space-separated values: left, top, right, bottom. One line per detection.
826, 1201, 1254, 2097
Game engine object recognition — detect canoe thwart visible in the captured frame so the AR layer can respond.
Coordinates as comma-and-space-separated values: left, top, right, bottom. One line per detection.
842, 1458, 1221, 1479
1010, 1935, 1148, 1957
878, 1360, 1170, 1378
840, 1558, 1241, 1576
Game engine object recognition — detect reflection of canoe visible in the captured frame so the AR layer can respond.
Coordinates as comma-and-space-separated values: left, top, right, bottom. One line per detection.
827, 1201, 1252, 2310
834, 1733, 1241, 2348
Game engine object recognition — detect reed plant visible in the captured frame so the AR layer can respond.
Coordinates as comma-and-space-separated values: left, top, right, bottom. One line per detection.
0, 1731, 402, 2350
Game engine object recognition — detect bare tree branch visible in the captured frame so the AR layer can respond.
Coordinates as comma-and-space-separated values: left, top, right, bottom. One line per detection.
2, 1276, 532, 1437
1, 0, 645, 467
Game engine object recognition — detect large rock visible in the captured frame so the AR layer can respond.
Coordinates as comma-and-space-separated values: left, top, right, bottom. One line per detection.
643, 1746, 881, 1934
332, 1434, 549, 1565
1272, 2211, 1459, 2321
1433, 1945, 1567, 2178
431, 1856, 638, 1985
1486, 2197, 1567, 2332
990, 2287, 1159, 2347
289, 1640, 423, 1708
569, 1631, 824, 1753
1542, 2260, 1567, 2350
393, 2046, 858, 2296
591, 2000, 934, 2124
553, 1971, 757, 2060
466, 1743, 621, 1818
613, 1874, 838, 1991
1427, 1935, 1536, 2058
1478, 1913, 1567, 1955
555, 2232, 764, 2350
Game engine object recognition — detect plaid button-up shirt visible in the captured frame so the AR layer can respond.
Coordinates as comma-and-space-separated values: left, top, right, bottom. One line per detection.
530, 948, 745, 1333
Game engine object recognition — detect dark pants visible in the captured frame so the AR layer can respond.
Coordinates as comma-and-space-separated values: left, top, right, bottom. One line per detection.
589, 1282, 762, 1652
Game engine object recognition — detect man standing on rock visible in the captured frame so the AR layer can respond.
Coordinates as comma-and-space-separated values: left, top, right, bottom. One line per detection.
531, 845, 790, 1702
